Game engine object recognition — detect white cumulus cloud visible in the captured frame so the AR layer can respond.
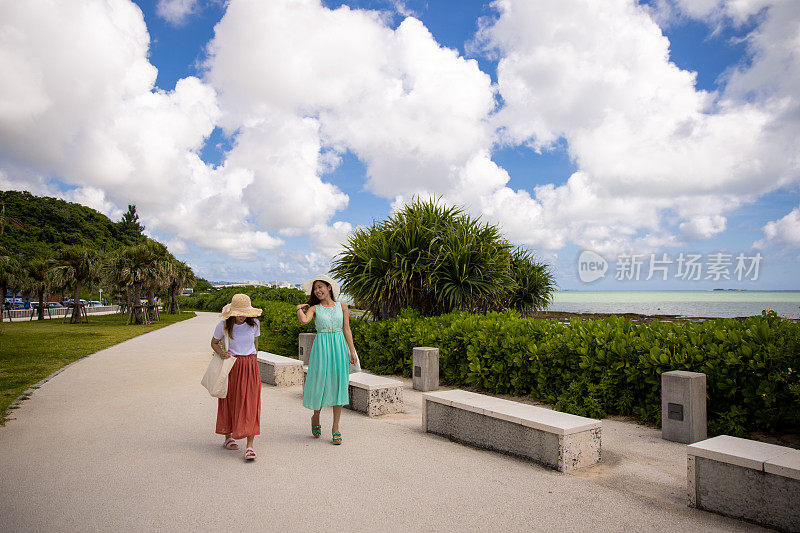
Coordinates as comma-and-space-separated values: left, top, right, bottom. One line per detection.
464, 0, 800, 254
2, 0, 799, 281
0, 0, 288, 258
204, 0, 496, 200
156, 0, 200, 25
755, 205, 800, 250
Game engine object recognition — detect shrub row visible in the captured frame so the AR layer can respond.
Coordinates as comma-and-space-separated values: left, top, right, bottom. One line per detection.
350, 309, 800, 437
181, 286, 307, 312
180, 287, 313, 355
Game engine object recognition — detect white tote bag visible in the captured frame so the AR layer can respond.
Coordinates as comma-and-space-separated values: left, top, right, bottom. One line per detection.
201, 332, 234, 398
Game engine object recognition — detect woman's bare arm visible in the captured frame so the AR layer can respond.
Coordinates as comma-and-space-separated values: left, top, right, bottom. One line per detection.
211, 337, 231, 358
296, 304, 315, 325
341, 302, 357, 364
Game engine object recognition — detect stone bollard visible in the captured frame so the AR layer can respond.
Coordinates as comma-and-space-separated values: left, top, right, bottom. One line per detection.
661, 370, 707, 444
412, 347, 439, 392
298, 333, 316, 365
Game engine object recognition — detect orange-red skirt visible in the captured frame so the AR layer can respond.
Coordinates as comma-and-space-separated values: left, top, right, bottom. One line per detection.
216, 354, 261, 439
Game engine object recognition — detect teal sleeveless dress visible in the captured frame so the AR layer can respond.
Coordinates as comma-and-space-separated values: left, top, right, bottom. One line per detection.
302, 303, 350, 410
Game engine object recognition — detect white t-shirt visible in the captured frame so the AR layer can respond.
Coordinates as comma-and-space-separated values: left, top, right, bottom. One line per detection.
213, 319, 260, 356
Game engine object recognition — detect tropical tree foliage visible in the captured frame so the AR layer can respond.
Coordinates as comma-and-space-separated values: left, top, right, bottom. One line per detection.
164, 259, 195, 314
1, 191, 200, 325
0, 250, 21, 322
507, 247, 557, 315
0, 191, 146, 258
111, 242, 163, 324
50, 246, 100, 323
25, 256, 55, 320
331, 198, 555, 318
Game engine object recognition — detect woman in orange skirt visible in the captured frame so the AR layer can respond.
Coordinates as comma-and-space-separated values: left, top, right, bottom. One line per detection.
210, 293, 262, 461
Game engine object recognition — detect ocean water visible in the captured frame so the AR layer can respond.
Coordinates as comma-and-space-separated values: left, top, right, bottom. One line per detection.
546, 291, 800, 319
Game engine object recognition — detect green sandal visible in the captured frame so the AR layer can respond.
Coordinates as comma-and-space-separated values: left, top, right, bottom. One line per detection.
311, 423, 321, 438
332, 431, 342, 445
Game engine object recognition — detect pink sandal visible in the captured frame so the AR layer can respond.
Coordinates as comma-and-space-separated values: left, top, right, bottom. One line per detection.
223, 438, 238, 450
245, 448, 256, 461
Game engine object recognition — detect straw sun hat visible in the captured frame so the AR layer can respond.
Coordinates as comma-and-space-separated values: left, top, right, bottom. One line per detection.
221, 293, 263, 319
301, 275, 341, 299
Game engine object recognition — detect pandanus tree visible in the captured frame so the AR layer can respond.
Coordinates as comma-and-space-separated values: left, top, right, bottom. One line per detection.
50, 246, 100, 324
165, 259, 194, 314
25, 256, 56, 320
506, 247, 556, 315
331, 198, 555, 319
103, 252, 133, 315
142, 242, 172, 320
112, 241, 163, 324
0, 250, 21, 322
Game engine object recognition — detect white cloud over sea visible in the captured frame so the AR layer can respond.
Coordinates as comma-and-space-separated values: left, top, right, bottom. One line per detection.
0, 0, 798, 282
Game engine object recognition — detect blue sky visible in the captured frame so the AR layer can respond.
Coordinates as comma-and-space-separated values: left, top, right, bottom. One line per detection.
1, 0, 798, 290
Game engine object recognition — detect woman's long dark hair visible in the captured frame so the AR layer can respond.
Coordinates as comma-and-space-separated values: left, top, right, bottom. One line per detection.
304, 280, 336, 309
224, 316, 257, 339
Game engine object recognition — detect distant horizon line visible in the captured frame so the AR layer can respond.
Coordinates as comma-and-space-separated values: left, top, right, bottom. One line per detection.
204, 281, 800, 293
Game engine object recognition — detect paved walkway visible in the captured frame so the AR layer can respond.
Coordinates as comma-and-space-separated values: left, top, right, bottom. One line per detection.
0, 312, 766, 532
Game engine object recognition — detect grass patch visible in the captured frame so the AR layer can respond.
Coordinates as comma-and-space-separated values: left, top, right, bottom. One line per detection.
0, 311, 196, 423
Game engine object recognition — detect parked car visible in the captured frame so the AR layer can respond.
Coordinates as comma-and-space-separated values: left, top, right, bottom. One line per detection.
87, 301, 102, 307
32, 302, 66, 309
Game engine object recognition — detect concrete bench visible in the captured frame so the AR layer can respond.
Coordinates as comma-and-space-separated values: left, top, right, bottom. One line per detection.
301, 368, 404, 417
423, 389, 602, 472
347, 372, 404, 417
687, 435, 800, 531
256, 352, 304, 387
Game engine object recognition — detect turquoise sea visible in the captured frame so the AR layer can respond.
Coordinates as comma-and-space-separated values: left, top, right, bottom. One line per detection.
547, 291, 800, 318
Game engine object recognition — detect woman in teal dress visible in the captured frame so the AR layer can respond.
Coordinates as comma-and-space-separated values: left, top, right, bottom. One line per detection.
296, 275, 356, 445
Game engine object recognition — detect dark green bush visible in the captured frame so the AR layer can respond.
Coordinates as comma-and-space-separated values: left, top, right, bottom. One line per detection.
179, 286, 312, 354
350, 309, 800, 437
253, 300, 315, 355
180, 285, 306, 312
330, 197, 554, 318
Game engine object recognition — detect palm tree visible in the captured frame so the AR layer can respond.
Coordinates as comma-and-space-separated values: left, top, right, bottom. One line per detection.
109, 242, 163, 324
165, 259, 194, 314
103, 251, 133, 316
0, 250, 21, 322
50, 246, 100, 324
143, 241, 172, 322
25, 256, 56, 320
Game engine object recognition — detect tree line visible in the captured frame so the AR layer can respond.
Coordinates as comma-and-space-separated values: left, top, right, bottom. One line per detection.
0, 191, 196, 324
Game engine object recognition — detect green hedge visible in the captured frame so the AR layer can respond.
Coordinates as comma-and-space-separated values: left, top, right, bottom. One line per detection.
182, 285, 800, 436
180, 286, 314, 355
181, 286, 307, 312
349, 309, 800, 437
254, 300, 315, 355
